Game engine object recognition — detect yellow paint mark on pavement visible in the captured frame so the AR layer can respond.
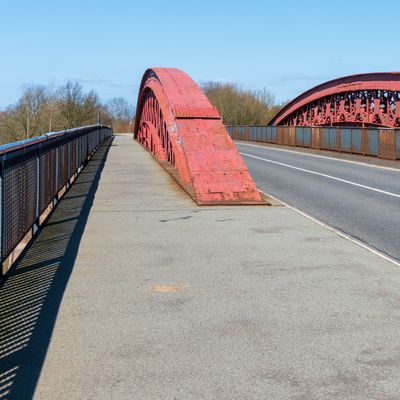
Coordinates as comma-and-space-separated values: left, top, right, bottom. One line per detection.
151, 285, 189, 293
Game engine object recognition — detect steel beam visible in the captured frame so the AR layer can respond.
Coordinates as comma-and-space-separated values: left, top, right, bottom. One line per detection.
270, 72, 400, 128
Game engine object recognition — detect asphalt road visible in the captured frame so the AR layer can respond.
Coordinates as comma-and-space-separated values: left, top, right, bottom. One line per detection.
237, 142, 400, 261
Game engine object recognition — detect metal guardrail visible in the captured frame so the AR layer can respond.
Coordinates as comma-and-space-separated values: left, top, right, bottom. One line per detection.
226, 125, 400, 161
0, 124, 112, 276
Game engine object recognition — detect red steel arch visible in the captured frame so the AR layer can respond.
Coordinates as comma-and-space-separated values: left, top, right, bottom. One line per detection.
134, 68, 263, 205
269, 72, 400, 127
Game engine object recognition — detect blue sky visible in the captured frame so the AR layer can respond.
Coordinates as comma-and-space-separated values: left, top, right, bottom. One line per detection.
1, 0, 399, 109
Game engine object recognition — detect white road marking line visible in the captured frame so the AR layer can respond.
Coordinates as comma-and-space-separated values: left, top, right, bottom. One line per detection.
240, 152, 400, 199
236, 142, 400, 172
261, 190, 400, 268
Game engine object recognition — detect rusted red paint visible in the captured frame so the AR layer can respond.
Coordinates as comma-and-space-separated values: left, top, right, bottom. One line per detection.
270, 72, 400, 128
134, 68, 263, 205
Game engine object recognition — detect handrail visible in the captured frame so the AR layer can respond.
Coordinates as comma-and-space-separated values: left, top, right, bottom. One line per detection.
0, 124, 113, 276
0, 124, 111, 155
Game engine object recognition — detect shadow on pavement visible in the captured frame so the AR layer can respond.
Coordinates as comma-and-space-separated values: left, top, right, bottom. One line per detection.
0, 137, 113, 399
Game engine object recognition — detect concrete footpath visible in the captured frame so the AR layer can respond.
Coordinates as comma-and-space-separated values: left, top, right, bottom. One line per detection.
2, 134, 400, 399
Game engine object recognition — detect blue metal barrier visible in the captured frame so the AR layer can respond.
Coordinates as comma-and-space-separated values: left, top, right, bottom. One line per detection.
366, 129, 379, 156
352, 129, 362, 153
396, 130, 400, 159
340, 128, 351, 152
226, 125, 400, 161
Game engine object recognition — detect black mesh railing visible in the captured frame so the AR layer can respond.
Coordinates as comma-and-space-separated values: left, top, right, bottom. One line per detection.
0, 125, 112, 274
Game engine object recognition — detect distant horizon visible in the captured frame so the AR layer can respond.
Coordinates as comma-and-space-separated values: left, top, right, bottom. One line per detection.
4, 68, 400, 113
1, 0, 399, 110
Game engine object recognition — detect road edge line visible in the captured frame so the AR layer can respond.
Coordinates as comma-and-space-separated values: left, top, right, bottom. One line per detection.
259, 190, 400, 268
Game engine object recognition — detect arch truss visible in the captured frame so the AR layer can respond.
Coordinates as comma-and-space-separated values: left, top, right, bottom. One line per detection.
270, 73, 400, 127
134, 68, 263, 205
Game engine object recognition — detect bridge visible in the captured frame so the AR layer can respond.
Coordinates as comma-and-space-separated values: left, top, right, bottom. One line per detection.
269, 72, 400, 127
1, 69, 400, 399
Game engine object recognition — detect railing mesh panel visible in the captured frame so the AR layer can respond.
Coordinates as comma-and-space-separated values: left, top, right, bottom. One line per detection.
39, 142, 57, 214
58, 140, 69, 190
2, 156, 24, 260
1, 126, 112, 265
23, 150, 38, 232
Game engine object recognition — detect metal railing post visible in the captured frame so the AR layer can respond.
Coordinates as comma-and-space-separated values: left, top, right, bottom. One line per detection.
0, 155, 3, 276
76, 138, 79, 176
67, 141, 71, 188
36, 145, 40, 226
55, 145, 59, 203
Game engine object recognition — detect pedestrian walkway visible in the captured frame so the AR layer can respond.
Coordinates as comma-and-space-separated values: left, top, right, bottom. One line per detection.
1, 135, 400, 399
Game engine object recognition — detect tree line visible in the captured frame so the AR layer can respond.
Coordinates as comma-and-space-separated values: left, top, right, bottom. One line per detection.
0, 82, 134, 144
0, 80, 284, 145
201, 82, 284, 126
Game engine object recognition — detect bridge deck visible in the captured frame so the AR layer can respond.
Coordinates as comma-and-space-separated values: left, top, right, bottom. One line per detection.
2, 135, 400, 399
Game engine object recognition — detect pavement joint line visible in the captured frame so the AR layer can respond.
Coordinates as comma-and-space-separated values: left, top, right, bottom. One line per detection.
240, 152, 400, 199
90, 208, 254, 213
237, 141, 400, 172
259, 190, 400, 268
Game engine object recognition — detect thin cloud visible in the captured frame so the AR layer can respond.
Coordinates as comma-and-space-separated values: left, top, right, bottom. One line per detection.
279, 73, 327, 83
106, 83, 139, 89
74, 78, 113, 84
74, 80, 139, 90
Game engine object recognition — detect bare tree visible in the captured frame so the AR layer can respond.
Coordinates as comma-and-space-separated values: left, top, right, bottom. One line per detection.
0, 81, 134, 143
81, 90, 102, 125
106, 97, 134, 120
57, 81, 84, 128
201, 82, 283, 125
13, 85, 49, 138
106, 97, 134, 132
